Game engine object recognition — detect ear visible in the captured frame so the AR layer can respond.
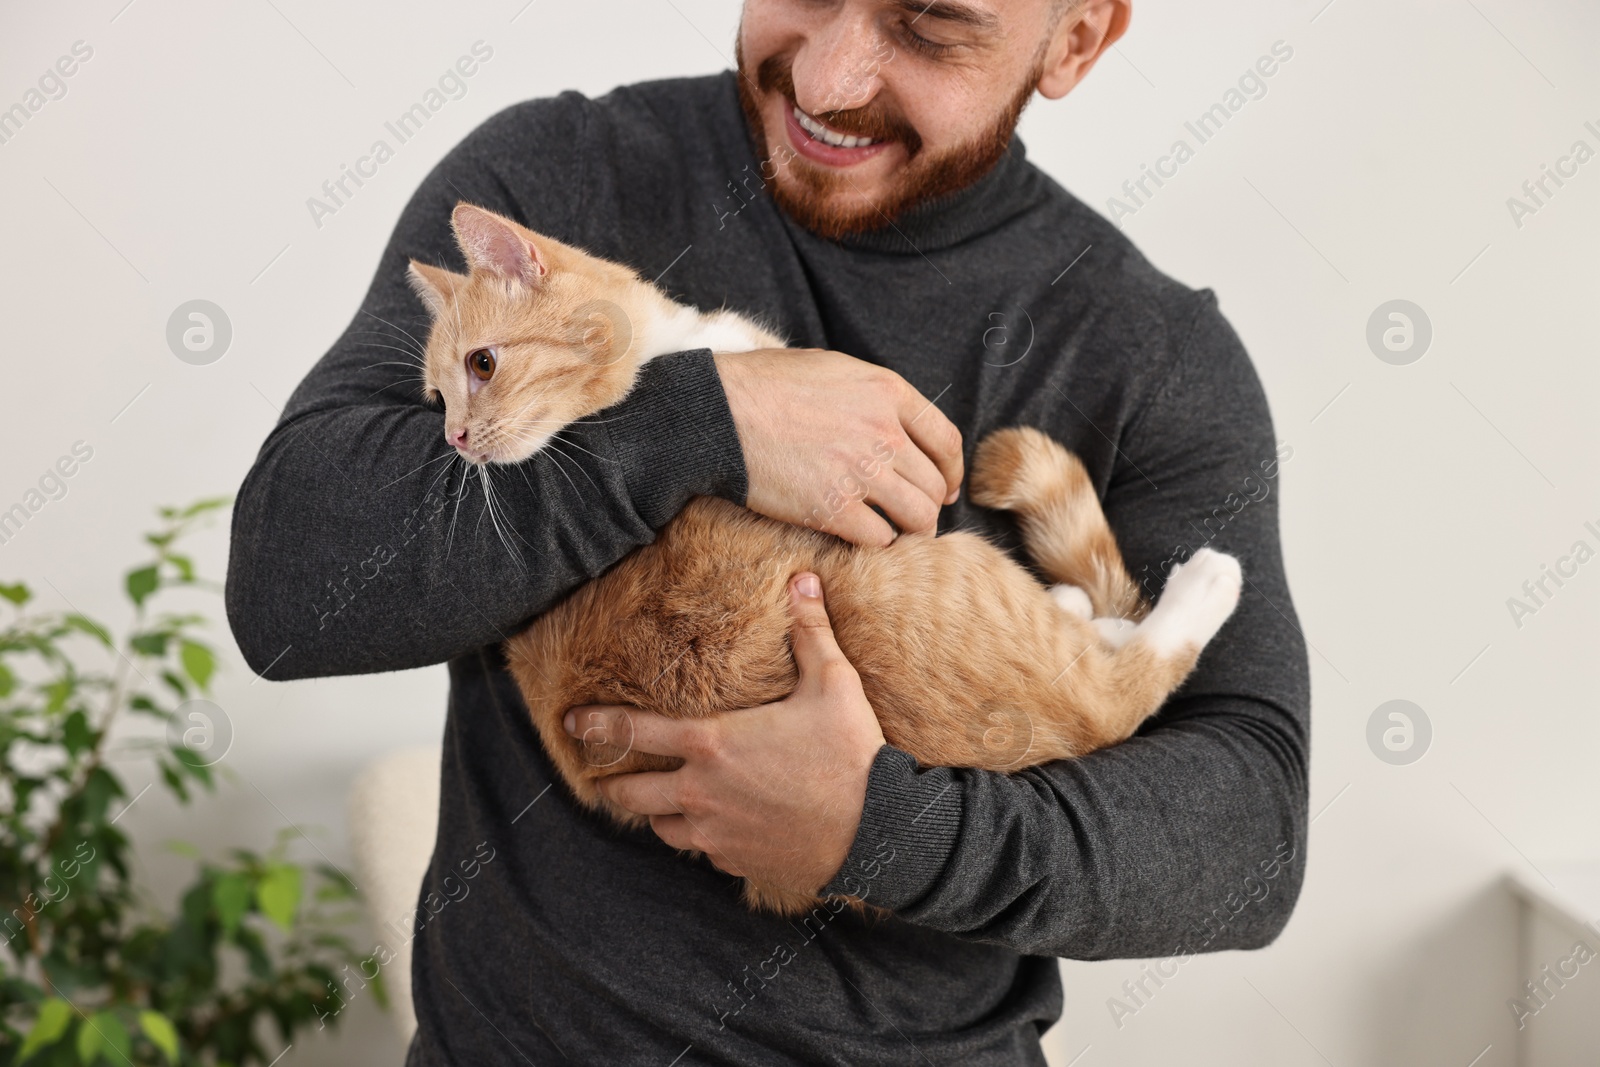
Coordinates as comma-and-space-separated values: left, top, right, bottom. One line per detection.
1036, 0, 1131, 100
451, 203, 549, 287
406, 260, 466, 318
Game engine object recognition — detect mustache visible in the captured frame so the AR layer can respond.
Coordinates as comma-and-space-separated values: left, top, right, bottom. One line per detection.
756, 54, 923, 155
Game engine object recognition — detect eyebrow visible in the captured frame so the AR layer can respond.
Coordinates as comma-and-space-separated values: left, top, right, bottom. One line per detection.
891, 0, 1001, 33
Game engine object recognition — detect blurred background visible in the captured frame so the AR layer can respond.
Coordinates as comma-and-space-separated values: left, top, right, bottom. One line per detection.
1, 0, 1596, 1063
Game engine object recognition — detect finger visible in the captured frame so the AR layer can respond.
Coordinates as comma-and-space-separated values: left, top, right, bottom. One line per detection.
864, 470, 941, 535
787, 573, 850, 677
647, 814, 743, 874
892, 443, 948, 516
564, 705, 693, 759
597, 770, 689, 816
895, 388, 964, 504
812, 500, 896, 548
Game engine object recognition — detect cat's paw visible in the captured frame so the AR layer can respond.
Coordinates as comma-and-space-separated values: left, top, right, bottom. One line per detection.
1140, 549, 1243, 655
1160, 549, 1243, 648
1049, 583, 1094, 619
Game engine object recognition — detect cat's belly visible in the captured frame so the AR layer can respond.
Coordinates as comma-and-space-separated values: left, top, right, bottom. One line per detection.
502, 496, 1083, 820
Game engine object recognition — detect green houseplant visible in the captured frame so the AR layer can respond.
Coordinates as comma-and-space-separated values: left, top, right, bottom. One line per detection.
0, 499, 382, 1065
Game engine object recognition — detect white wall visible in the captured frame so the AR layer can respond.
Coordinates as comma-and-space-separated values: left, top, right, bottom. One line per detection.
1, 1, 1594, 1064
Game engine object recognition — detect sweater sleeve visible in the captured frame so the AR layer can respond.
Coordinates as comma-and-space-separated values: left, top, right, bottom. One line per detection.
819, 293, 1311, 960
224, 94, 748, 681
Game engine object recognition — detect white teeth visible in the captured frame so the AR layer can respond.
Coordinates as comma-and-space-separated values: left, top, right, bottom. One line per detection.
793, 105, 878, 149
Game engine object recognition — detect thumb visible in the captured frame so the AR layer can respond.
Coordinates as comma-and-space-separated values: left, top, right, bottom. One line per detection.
787, 572, 849, 681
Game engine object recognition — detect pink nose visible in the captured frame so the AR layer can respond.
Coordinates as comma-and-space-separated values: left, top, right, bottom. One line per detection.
446, 427, 468, 449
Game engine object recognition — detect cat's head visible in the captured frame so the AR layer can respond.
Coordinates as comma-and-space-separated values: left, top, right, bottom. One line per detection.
407, 203, 639, 465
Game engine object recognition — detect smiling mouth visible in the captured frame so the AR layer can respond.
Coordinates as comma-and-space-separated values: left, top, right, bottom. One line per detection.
791, 103, 882, 148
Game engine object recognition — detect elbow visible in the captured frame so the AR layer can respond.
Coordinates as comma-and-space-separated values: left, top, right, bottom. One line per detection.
1237, 839, 1308, 951
224, 561, 297, 680
222, 487, 306, 681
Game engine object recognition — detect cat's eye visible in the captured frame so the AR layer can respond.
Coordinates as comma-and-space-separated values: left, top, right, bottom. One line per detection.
467, 348, 496, 381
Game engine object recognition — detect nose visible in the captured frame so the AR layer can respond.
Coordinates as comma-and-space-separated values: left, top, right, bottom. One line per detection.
446, 426, 468, 450
793, 15, 885, 114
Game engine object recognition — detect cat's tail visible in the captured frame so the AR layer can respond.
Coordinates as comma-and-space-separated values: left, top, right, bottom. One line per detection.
968, 427, 1147, 620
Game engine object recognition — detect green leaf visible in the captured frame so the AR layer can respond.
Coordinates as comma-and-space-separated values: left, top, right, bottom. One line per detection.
125, 566, 159, 608
129, 694, 167, 718
0, 662, 14, 698
160, 762, 189, 803
175, 747, 214, 789
179, 496, 231, 519
213, 873, 251, 935
256, 863, 303, 932
164, 838, 201, 859
160, 669, 188, 698
62, 711, 94, 756
75, 1015, 100, 1062
179, 640, 214, 691
0, 581, 30, 607
138, 1010, 179, 1063
62, 614, 112, 647
131, 632, 169, 657
77, 1011, 131, 1065
43, 677, 73, 713
17, 998, 72, 1061
165, 554, 195, 583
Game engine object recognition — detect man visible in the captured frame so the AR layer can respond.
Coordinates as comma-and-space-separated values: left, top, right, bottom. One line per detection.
225, 0, 1311, 1062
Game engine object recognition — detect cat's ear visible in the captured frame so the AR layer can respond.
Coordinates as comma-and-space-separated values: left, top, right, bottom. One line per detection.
406, 260, 466, 318
451, 203, 548, 287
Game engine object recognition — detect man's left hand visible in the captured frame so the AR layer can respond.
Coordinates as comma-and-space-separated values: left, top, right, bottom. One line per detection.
563, 572, 885, 895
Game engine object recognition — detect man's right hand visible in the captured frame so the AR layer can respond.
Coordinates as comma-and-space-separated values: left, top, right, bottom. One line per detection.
713, 348, 964, 547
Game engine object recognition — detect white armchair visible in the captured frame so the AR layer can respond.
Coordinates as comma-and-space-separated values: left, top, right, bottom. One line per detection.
345, 744, 444, 1044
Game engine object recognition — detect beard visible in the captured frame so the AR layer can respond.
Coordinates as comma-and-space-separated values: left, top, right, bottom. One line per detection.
734, 38, 1044, 240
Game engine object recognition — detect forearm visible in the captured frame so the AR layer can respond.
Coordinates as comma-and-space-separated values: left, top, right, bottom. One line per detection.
825, 694, 1307, 958
225, 350, 743, 680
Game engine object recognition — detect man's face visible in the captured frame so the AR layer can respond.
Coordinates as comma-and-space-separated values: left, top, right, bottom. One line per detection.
736, 0, 1065, 239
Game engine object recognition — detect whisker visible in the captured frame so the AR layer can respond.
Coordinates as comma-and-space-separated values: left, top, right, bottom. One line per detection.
546, 430, 616, 465
348, 332, 427, 360
541, 440, 600, 493
359, 310, 430, 355
363, 377, 428, 403
478, 466, 527, 572
444, 456, 469, 560
379, 447, 456, 492
360, 360, 428, 373
535, 444, 583, 499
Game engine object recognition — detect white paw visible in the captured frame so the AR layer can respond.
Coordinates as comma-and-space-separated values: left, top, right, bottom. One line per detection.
1140, 548, 1243, 655
1049, 584, 1094, 619
1094, 616, 1139, 649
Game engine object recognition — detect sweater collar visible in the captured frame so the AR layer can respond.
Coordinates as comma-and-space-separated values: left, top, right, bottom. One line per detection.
722, 69, 1047, 256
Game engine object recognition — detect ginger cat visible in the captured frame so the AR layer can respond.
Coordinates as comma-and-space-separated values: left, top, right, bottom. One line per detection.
407, 203, 1244, 916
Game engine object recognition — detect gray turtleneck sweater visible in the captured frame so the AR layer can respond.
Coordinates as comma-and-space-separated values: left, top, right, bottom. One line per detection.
226, 70, 1310, 1066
